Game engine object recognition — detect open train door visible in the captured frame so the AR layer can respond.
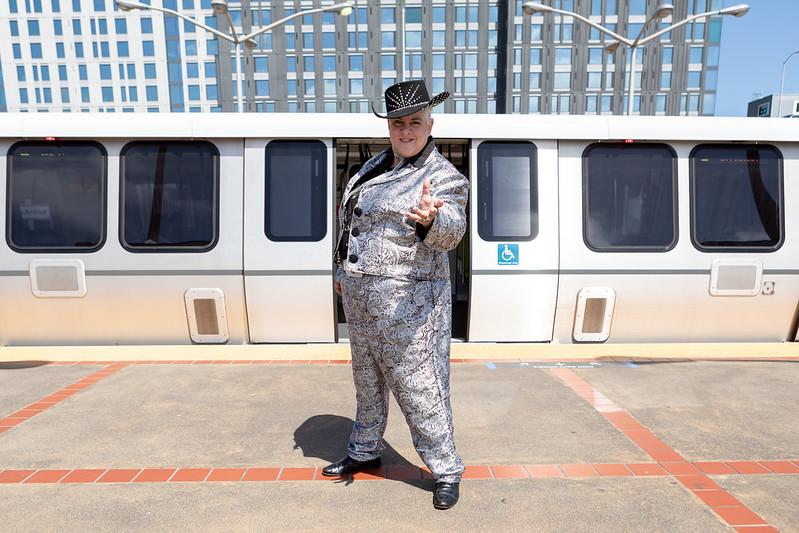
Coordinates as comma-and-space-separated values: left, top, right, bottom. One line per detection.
243, 138, 336, 343
468, 139, 559, 342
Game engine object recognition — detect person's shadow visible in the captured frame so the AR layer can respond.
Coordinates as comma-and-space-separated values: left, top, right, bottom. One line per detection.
294, 414, 432, 490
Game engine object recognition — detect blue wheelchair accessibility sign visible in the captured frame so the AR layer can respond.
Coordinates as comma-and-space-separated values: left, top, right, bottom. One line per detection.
497, 244, 519, 265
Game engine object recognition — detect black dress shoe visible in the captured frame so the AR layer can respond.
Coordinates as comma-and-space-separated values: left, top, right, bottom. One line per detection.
321, 456, 382, 477
433, 482, 460, 510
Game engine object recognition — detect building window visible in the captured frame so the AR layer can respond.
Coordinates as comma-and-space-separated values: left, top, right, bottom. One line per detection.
690, 145, 783, 251
554, 72, 571, 90
349, 78, 363, 95
264, 141, 327, 242
583, 143, 677, 251
7, 142, 106, 252
477, 142, 538, 241
121, 142, 219, 251
406, 6, 422, 23
689, 46, 703, 64
660, 71, 671, 89
687, 71, 701, 89
349, 54, 363, 72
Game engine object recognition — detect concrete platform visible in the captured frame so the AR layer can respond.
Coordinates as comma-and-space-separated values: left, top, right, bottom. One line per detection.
1, 357, 797, 531
0, 363, 101, 419
715, 475, 799, 533
0, 365, 647, 469
575, 361, 799, 461
0, 478, 730, 533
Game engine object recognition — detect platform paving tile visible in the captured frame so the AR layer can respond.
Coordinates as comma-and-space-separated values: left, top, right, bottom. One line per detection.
575, 362, 799, 461
713, 475, 799, 533
0, 478, 731, 533
0, 365, 647, 469
0, 364, 103, 419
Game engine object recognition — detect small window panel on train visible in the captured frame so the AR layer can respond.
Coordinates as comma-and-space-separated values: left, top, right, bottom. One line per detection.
690, 144, 783, 251
583, 143, 677, 252
264, 140, 327, 242
6, 141, 106, 252
120, 141, 219, 252
477, 141, 538, 242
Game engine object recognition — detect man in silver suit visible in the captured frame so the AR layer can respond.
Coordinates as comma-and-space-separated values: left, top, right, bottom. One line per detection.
322, 80, 468, 510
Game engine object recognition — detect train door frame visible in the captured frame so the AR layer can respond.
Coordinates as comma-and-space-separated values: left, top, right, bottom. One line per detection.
332, 138, 472, 341
243, 137, 337, 343
467, 138, 560, 342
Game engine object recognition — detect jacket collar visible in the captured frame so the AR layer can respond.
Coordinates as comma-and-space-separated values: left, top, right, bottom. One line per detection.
342, 137, 438, 205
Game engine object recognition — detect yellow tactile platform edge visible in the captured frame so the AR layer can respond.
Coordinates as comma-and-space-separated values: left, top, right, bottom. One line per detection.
0, 342, 798, 362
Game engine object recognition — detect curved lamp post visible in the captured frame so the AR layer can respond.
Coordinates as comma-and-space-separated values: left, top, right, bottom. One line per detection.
522, 1, 749, 115
777, 50, 799, 117
116, 0, 353, 112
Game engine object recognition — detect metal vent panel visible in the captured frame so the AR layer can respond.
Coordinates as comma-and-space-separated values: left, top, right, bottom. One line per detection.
573, 288, 616, 343
29, 260, 87, 298
185, 288, 229, 343
710, 260, 763, 296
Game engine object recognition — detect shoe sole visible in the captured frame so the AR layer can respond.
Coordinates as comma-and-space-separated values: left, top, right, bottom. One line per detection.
433, 502, 457, 510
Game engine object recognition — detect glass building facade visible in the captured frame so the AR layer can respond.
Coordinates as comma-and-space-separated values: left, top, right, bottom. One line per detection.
0, 0, 724, 115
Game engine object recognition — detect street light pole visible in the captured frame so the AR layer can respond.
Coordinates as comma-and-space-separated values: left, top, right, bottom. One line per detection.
777, 50, 799, 117
620, 4, 675, 115
522, 2, 749, 115
115, 0, 353, 112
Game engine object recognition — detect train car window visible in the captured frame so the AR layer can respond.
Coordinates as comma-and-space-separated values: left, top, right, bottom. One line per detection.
120, 141, 219, 252
583, 143, 677, 252
477, 141, 538, 241
691, 144, 783, 251
265, 140, 327, 242
7, 141, 106, 252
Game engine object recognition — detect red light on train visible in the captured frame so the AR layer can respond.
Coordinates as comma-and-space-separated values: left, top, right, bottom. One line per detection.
624, 139, 635, 144
45, 136, 57, 141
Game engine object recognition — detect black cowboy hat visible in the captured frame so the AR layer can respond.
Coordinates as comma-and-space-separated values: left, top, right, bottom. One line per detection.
371, 79, 449, 119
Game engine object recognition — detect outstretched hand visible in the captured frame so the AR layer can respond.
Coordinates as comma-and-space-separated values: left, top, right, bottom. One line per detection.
405, 179, 444, 229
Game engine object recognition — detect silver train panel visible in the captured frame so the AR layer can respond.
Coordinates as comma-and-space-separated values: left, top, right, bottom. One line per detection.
467, 140, 559, 342
0, 275, 248, 346
554, 141, 799, 344
242, 138, 336, 343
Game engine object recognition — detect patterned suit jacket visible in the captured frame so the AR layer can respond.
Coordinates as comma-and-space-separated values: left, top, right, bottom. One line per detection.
335, 139, 469, 282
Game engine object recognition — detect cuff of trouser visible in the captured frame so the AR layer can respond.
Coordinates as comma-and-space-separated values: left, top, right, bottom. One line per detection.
436, 474, 462, 483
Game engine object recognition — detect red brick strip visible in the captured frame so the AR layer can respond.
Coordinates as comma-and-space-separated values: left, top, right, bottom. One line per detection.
0, 362, 130, 435
548, 368, 778, 531
0, 461, 795, 485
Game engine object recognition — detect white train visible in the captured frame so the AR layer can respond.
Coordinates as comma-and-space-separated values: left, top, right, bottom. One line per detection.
0, 113, 796, 346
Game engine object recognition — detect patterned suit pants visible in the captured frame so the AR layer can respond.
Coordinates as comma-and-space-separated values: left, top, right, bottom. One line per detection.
341, 273, 464, 483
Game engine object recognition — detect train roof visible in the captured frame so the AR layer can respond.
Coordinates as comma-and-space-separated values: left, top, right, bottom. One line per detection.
0, 113, 796, 143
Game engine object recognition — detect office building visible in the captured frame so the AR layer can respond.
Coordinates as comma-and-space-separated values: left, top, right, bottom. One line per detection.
0, 0, 725, 115
748, 94, 799, 118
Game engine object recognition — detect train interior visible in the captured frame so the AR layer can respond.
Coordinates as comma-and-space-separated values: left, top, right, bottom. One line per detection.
334, 138, 471, 340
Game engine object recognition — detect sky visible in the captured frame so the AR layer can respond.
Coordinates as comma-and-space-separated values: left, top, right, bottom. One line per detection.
715, 0, 799, 115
